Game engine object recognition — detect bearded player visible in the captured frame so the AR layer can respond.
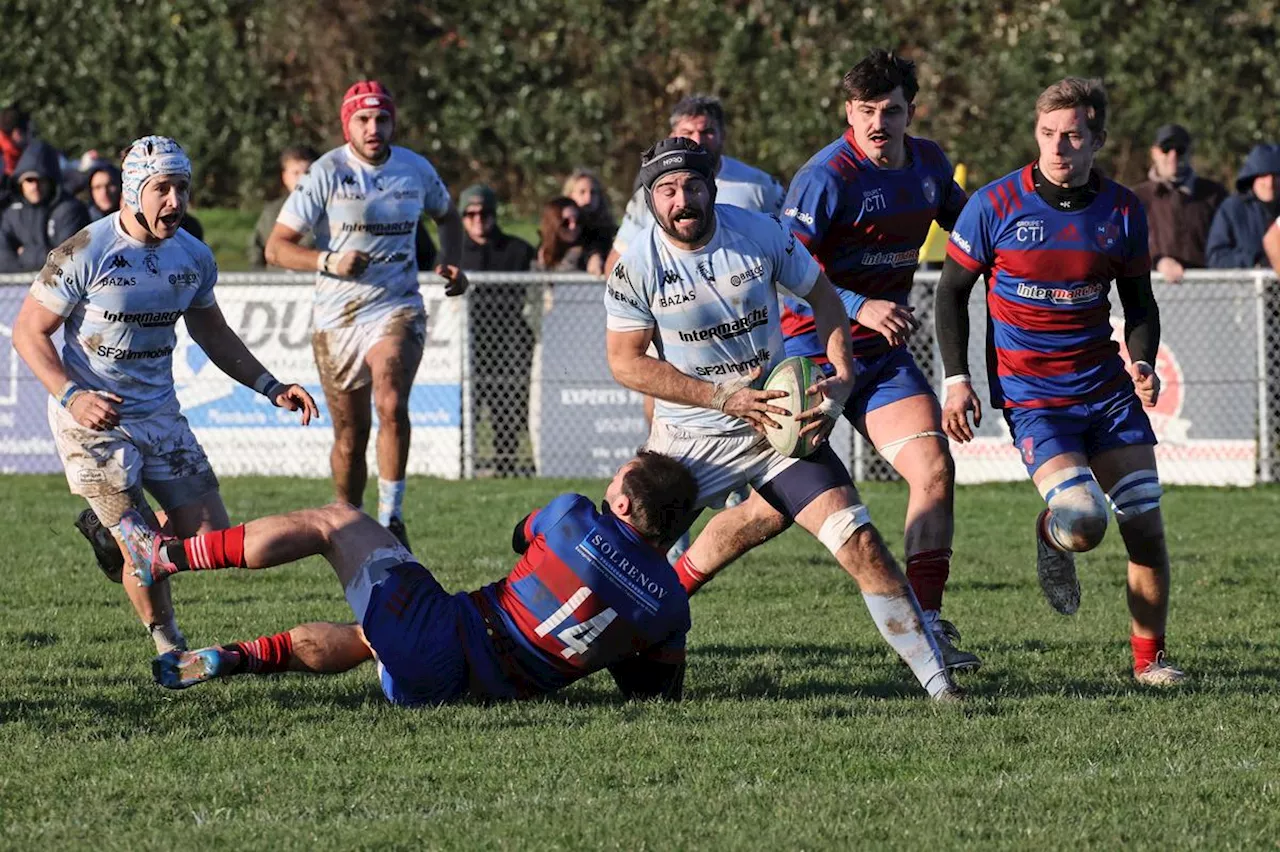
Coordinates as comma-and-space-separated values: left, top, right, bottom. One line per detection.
935, 78, 1183, 686
13, 136, 317, 654
266, 81, 468, 549
130, 452, 697, 705
606, 138, 961, 701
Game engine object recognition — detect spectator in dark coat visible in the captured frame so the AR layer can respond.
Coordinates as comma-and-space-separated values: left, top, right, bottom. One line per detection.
1132, 124, 1228, 282
562, 168, 615, 274
249, 145, 319, 267
1206, 144, 1280, 269
0, 140, 90, 272
85, 162, 122, 221
458, 184, 537, 477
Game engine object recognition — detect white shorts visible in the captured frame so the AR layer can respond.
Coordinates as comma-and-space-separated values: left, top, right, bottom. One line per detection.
48, 397, 218, 511
312, 306, 427, 393
343, 543, 415, 624
643, 418, 797, 510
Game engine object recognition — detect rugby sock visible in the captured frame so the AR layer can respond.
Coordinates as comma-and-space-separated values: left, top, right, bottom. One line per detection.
673, 553, 708, 596
181, 525, 248, 571
148, 618, 186, 654
227, 631, 294, 675
378, 479, 406, 526
862, 590, 952, 698
1131, 634, 1165, 673
906, 548, 952, 613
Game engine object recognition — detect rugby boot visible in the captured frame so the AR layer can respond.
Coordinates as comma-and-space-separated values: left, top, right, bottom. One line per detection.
386, 516, 412, 552
153, 647, 236, 690
74, 508, 124, 584
119, 509, 181, 587
928, 614, 982, 673
1035, 509, 1080, 615
1134, 653, 1187, 687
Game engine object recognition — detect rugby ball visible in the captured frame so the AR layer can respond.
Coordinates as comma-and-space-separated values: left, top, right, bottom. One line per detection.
762, 356, 824, 458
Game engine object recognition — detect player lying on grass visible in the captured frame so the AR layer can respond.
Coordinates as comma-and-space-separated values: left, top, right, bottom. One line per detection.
935, 78, 1183, 686
123, 452, 701, 705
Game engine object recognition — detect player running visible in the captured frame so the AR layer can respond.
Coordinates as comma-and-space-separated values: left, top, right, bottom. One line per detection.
12, 136, 317, 654
934, 78, 1183, 686
676, 50, 979, 671
605, 138, 961, 702
265, 80, 468, 549
130, 452, 697, 704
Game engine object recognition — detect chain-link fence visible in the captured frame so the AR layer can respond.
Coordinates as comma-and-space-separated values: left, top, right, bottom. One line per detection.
2, 269, 1276, 484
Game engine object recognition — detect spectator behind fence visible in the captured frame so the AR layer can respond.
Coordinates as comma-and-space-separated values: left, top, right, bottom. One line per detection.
458, 184, 537, 477
0, 139, 90, 272
249, 145, 319, 267
533, 196, 597, 271
1132, 124, 1227, 282
1206, 144, 1280, 269
562, 168, 615, 274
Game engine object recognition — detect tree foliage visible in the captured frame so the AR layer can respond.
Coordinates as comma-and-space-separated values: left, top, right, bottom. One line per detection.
3, 0, 1277, 209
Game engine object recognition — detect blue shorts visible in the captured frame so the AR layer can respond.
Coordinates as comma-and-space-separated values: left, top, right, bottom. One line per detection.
1003, 387, 1158, 476
822, 348, 934, 424
360, 563, 509, 706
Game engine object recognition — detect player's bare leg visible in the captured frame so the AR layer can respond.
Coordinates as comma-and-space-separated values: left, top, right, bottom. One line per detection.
1091, 444, 1182, 685
323, 380, 373, 507
674, 493, 789, 593
367, 320, 425, 548
1029, 451, 1108, 615
862, 394, 977, 670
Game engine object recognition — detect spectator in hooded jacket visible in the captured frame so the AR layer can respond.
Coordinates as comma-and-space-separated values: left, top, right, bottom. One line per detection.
1206, 144, 1280, 269
85, 162, 123, 221
0, 139, 90, 272
1131, 124, 1227, 282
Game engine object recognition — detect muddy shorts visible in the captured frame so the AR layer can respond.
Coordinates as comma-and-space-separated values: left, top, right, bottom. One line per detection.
311, 306, 427, 393
48, 397, 219, 512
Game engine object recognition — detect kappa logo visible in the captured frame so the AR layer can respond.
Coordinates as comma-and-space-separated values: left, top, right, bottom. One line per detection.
661, 269, 681, 286
109, 255, 131, 269
1056, 223, 1083, 242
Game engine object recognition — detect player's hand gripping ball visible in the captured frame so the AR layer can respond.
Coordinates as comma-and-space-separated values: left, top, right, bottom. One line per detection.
763, 356, 825, 458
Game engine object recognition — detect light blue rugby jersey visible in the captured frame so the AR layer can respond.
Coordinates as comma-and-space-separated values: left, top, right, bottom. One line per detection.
612, 156, 785, 254
605, 205, 820, 432
278, 144, 451, 330
28, 213, 217, 418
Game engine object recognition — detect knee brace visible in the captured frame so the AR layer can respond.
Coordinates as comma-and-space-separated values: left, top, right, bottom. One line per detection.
817, 503, 873, 556
876, 431, 947, 466
1037, 466, 1109, 551
1106, 469, 1162, 523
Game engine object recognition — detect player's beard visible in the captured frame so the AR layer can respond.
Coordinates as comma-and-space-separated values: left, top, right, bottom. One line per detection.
659, 205, 711, 244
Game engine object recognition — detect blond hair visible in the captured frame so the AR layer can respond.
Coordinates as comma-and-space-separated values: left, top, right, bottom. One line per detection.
1035, 77, 1108, 136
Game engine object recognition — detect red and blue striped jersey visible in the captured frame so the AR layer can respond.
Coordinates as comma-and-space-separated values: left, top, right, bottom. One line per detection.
946, 164, 1150, 409
780, 131, 967, 359
473, 494, 689, 694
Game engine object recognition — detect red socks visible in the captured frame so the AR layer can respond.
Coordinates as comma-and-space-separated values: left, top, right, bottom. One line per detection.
228, 631, 294, 675
673, 554, 707, 596
184, 525, 247, 570
906, 548, 952, 612
1131, 634, 1164, 673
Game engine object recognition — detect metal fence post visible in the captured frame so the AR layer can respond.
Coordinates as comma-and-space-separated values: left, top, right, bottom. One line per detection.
1257, 272, 1272, 484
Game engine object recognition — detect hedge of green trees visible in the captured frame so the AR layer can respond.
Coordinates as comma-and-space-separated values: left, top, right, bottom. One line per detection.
4, 0, 1277, 209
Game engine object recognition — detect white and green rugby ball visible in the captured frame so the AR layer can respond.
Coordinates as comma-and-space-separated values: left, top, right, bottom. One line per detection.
762, 356, 824, 458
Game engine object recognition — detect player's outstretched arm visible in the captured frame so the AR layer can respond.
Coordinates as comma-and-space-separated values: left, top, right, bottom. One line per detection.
608, 654, 685, 701
935, 256, 984, 442
185, 302, 319, 424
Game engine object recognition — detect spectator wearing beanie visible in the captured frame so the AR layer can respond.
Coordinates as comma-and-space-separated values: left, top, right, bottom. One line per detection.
1132, 124, 1228, 282
1206, 144, 1280, 269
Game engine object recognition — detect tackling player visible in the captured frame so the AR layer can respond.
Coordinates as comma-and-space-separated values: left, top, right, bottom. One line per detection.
265, 81, 468, 549
605, 138, 961, 701
682, 50, 979, 671
130, 452, 697, 705
13, 136, 317, 654
934, 78, 1183, 686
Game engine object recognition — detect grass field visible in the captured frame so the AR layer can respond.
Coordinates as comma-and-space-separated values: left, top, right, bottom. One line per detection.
4, 476, 1280, 850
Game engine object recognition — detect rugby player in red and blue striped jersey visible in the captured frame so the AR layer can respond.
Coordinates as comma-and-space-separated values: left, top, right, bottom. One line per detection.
936, 78, 1184, 686
124, 452, 700, 704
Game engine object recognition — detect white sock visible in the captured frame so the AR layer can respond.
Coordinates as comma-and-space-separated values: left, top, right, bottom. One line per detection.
377, 479, 406, 526
862, 590, 952, 697
149, 618, 186, 655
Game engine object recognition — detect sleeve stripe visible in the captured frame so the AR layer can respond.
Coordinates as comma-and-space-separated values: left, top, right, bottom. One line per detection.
946, 241, 986, 273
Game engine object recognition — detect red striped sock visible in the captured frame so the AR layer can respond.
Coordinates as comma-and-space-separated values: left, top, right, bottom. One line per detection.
1131, 634, 1164, 673
183, 525, 247, 571
906, 548, 952, 612
673, 553, 707, 596
229, 631, 294, 674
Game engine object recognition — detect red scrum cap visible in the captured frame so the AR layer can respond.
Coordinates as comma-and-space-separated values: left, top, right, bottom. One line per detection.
341, 80, 396, 141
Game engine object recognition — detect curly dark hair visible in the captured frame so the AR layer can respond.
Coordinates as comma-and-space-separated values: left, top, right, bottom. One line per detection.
620, 450, 698, 543
841, 49, 919, 104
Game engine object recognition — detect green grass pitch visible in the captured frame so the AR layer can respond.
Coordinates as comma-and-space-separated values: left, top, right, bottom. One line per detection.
3, 475, 1280, 849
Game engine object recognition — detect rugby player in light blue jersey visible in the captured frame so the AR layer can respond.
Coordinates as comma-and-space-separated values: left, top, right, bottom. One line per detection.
265, 81, 468, 550
13, 136, 318, 655
604, 138, 961, 701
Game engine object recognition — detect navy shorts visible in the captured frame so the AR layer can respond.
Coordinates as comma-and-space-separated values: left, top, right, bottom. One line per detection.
1003, 387, 1158, 476
360, 563, 509, 706
756, 442, 854, 519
